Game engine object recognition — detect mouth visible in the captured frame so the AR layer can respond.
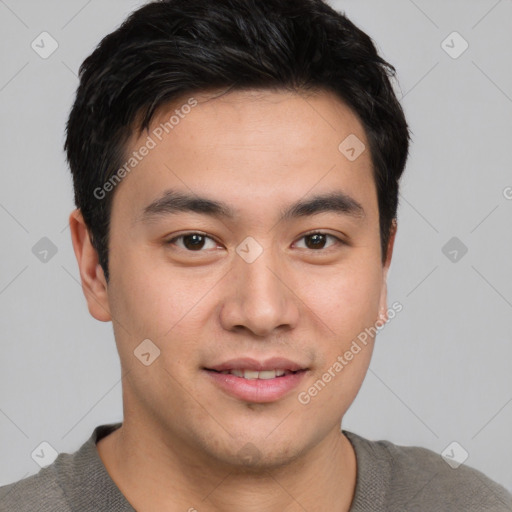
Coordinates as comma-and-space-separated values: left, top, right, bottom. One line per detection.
203, 357, 308, 403
207, 368, 301, 379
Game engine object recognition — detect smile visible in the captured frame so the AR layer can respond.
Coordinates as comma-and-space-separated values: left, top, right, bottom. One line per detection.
213, 369, 295, 379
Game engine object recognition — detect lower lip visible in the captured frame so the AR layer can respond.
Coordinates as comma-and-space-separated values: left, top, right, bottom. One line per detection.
204, 370, 307, 403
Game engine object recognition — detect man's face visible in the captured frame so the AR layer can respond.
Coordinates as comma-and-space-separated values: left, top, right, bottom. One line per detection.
94, 89, 393, 467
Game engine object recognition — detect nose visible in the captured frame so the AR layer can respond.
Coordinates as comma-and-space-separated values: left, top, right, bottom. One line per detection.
219, 244, 300, 337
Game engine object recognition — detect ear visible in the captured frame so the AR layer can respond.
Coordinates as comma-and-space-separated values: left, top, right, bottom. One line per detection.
377, 218, 397, 324
69, 209, 111, 322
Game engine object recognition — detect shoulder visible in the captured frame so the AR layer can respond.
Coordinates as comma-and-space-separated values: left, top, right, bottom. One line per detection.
0, 423, 124, 512
344, 430, 512, 511
0, 464, 69, 512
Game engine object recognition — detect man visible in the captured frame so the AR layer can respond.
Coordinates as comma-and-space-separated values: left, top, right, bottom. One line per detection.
1, 0, 510, 510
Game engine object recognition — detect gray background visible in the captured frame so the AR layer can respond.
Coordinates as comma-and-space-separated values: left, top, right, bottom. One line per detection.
1, 0, 511, 493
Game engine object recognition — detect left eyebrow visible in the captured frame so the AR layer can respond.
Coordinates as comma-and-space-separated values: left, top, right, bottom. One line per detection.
279, 191, 366, 222
136, 188, 366, 224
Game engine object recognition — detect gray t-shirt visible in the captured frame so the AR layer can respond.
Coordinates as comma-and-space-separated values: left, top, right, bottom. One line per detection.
1, 422, 511, 511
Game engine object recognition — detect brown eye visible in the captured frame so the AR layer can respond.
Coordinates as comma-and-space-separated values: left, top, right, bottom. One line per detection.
166, 233, 218, 251
182, 234, 206, 250
304, 233, 327, 249
295, 232, 342, 250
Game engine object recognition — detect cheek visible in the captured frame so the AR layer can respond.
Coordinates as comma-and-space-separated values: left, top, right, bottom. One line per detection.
107, 252, 221, 384
109, 246, 202, 337
299, 259, 383, 336
295, 319, 375, 426
107, 261, 204, 395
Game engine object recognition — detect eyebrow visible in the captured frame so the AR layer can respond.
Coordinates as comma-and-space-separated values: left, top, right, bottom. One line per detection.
137, 188, 366, 224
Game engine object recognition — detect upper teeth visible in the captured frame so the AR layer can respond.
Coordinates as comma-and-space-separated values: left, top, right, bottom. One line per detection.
220, 369, 288, 379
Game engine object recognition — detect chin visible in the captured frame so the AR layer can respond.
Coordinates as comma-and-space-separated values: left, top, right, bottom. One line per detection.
211, 438, 306, 473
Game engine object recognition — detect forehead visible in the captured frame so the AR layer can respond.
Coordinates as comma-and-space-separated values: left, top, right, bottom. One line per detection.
149, 87, 368, 153
112, 88, 377, 225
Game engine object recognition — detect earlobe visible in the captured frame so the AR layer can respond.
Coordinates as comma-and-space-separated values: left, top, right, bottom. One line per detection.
68, 209, 112, 322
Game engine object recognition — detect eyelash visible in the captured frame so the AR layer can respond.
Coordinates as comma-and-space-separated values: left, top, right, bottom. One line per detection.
165, 231, 345, 252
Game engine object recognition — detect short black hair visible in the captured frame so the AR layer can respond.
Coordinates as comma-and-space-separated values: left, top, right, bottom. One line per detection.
65, 0, 411, 282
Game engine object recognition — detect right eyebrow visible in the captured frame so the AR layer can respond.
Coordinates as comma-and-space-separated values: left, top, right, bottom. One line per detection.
137, 189, 235, 224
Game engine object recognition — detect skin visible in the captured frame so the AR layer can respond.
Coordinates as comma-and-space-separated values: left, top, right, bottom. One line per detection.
69, 88, 396, 512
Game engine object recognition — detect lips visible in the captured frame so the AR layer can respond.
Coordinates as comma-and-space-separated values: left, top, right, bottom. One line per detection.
204, 357, 308, 402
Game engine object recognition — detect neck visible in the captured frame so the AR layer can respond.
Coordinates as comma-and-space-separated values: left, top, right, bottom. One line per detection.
97, 419, 357, 512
